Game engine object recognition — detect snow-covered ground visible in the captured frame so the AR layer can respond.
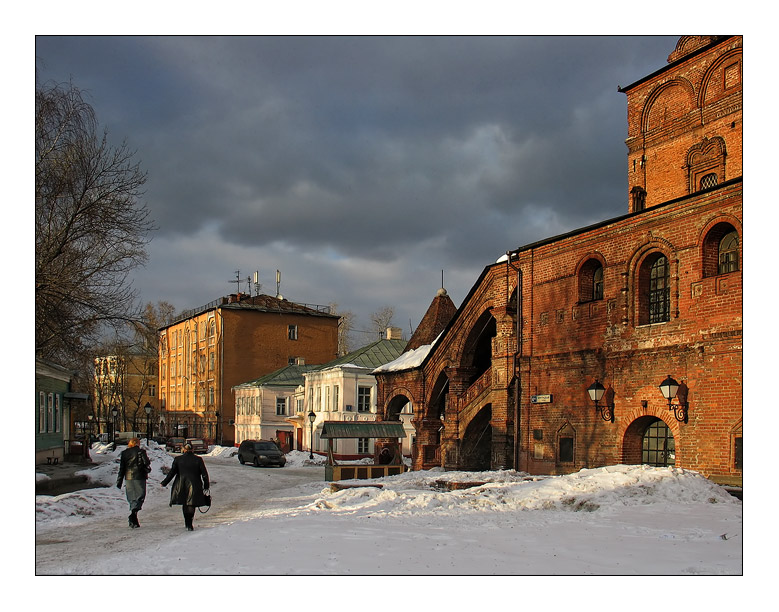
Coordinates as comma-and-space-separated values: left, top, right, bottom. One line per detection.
30, 441, 749, 605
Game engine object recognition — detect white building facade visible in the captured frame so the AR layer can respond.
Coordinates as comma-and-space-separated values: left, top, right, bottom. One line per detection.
295, 336, 414, 460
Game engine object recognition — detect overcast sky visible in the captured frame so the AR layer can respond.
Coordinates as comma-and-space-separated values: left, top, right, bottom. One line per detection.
35, 34, 680, 344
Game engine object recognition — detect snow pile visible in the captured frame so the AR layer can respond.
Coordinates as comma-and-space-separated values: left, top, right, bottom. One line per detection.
36, 442, 174, 523
373, 332, 443, 373
307, 465, 739, 516
205, 445, 238, 458
284, 450, 328, 467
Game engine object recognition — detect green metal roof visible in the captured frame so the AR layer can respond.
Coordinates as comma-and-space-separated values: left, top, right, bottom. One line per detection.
321, 338, 407, 370
233, 364, 322, 389
320, 420, 407, 439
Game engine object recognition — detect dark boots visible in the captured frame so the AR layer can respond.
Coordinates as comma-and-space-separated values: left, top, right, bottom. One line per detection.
128, 511, 140, 529
183, 506, 195, 531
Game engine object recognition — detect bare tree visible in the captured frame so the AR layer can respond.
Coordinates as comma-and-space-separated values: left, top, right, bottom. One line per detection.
329, 303, 354, 356
35, 77, 155, 365
370, 306, 395, 339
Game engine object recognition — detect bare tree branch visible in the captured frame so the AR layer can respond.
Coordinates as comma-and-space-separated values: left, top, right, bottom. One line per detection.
36, 78, 156, 365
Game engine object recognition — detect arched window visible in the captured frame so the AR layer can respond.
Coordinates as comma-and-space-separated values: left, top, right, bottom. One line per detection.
702, 222, 739, 277
578, 259, 604, 302
642, 418, 675, 467
649, 256, 670, 323
634, 251, 672, 325
718, 230, 739, 274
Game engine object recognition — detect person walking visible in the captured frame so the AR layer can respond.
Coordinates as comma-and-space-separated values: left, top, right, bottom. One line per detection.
116, 437, 152, 529
160, 442, 210, 531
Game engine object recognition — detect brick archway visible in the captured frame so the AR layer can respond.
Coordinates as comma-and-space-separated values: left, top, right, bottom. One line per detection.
460, 403, 492, 471
619, 406, 681, 466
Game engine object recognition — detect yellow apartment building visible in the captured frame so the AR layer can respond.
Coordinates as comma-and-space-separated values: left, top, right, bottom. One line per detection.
158, 292, 339, 446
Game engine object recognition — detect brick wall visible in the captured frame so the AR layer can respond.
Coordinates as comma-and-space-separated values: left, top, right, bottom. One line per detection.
377, 36, 743, 484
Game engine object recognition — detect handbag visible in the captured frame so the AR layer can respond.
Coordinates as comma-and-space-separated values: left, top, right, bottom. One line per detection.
198, 489, 212, 513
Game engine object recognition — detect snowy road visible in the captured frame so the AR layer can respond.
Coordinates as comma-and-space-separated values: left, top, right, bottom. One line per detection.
35, 445, 743, 576
35, 454, 325, 575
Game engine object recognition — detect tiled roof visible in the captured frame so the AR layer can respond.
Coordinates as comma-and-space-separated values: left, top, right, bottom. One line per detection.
405, 290, 457, 351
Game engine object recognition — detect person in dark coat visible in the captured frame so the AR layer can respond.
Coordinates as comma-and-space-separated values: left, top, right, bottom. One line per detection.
116, 437, 152, 529
160, 442, 210, 531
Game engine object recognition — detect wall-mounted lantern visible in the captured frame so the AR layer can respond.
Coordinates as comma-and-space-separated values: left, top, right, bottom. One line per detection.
587, 379, 614, 422
659, 375, 688, 423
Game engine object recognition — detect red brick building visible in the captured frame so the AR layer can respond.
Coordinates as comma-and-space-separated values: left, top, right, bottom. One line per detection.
375, 36, 742, 486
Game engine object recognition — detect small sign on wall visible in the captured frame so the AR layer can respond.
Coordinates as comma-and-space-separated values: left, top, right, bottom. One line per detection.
531, 394, 553, 404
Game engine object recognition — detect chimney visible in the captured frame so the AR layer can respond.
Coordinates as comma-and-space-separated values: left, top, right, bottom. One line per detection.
386, 327, 403, 340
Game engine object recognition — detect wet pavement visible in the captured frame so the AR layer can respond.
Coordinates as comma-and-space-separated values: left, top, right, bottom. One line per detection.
36, 458, 105, 496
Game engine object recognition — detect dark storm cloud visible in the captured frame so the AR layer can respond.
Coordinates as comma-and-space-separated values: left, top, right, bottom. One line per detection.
35, 35, 678, 331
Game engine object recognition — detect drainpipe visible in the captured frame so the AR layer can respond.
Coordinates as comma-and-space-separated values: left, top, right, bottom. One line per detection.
507, 251, 523, 472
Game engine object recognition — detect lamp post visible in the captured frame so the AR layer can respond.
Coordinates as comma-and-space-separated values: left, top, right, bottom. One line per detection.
111, 407, 118, 445
86, 413, 94, 460
587, 379, 613, 422
307, 410, 316, 460
144, 402, 152, 444
659, 375, 688, 423
215, 411, 220, 446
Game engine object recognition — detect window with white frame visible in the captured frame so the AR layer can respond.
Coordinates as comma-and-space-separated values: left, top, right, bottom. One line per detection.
276, 397, 287, 416
325, 386, 330, 411
54, 394, 61, 432
47, 393, 54, 432
39, 392, 45, 433
357, 386, 372, 412
288, 325, 298, 340
333, 385, 339, 411
358, 437, 370, 453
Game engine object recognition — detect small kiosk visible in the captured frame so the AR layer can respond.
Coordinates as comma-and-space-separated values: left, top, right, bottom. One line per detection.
320, 420, 407, 482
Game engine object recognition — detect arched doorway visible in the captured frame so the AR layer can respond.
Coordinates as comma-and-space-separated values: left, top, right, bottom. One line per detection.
460, 404, 492, 471
642, 418, 676, 467
622, 415, 677, 467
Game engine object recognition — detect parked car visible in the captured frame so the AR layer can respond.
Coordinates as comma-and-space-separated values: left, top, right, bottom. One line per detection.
238, 440, 286, 467
166, 437, 186, 453
185, 438, 208, 454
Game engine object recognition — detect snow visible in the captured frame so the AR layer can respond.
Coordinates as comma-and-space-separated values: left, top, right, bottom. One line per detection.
374, 332, 442, 373
29, 442, 750, 605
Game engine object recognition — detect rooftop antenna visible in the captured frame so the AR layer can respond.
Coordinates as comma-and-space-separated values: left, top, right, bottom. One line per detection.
229, 270, 242, 294
276, 269, 283, 300
253, 270, 261, 296
437, 269, 448, 297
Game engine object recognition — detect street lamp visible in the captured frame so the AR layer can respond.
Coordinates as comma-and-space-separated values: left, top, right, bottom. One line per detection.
659, 375, 688, 423
144, 402, 152, 444
307, 410, 316, 460
110, 407, 118, 445
587, 379, 614, 422
86, 414, 94, 460
215, 411, 220, 446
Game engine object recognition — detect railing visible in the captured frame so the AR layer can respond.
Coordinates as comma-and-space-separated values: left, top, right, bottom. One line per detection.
459, 368, 492, 405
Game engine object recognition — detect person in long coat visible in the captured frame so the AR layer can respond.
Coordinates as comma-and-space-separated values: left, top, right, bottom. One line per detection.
116, 437, 151, 529
160, 443, 210, 531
